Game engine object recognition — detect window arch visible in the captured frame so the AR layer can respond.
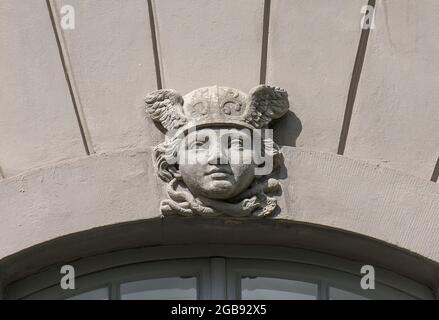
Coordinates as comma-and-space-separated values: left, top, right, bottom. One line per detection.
5, 245, 434, 300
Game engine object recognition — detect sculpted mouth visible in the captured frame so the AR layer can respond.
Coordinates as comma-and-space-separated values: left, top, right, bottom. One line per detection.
205, 167, 233, 175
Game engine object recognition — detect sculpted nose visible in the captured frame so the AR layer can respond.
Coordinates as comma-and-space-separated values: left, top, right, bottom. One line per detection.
207, 143, 228, 164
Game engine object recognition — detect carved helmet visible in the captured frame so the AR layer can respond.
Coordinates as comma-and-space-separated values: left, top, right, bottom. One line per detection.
145, 85, 290, 137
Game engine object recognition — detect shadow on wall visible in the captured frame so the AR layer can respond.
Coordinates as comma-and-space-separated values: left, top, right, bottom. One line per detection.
270, 110, 302, 182
271, 110, 302, 147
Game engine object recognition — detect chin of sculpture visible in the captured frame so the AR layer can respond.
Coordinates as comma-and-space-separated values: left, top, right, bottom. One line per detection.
145, 85, 289, 217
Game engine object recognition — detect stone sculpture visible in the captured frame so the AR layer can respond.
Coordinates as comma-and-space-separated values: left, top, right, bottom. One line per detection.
145, 85, 289, 217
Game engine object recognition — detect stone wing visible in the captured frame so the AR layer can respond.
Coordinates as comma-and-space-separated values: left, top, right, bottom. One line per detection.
145, 89, 187, 131
245, 85, 290, 128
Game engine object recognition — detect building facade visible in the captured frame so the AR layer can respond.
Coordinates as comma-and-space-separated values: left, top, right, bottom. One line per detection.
0, 0, 438, 300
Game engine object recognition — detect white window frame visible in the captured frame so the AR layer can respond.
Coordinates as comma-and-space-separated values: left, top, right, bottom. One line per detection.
226, 259, 419, 300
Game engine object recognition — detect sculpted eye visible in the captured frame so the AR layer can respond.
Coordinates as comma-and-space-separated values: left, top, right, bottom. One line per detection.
229, 137, 244, 150
187, 136, 209, 149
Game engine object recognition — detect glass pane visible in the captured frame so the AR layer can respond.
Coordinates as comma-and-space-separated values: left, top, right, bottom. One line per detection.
329, 287, 369, 300
67, 287, 109, 300
121, 277, 197, 300
241, 277, 318, 300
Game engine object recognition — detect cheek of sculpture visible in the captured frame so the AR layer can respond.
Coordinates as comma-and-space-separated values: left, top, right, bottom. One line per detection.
178, 149, 257, 200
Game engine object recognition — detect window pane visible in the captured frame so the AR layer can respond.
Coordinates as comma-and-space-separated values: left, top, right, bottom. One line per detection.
67, 287, 109, 300
329, 287, 369, 300
120, 277, 197, 300
241, 277, 318, 300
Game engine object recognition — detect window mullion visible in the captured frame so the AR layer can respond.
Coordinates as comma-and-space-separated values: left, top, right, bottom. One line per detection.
110, 282, 121, 300
210, 257, 226, 300
318, 280, 329, 300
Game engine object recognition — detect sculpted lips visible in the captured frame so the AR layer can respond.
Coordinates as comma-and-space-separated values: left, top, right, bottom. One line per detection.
205, 166, 233, 178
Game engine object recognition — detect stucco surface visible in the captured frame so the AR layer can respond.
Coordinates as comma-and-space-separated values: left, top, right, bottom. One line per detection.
0, 0, 85, 177
0, 147, 438, 264
345, 0, 439, 179
153, 0, 264, 93
1, 0, 438, 182
52, 0, 163, 153
267, 0, 366, 152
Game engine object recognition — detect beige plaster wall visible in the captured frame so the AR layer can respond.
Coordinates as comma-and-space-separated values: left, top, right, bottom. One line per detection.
2, 0, 438, 180
345, 0, 439, 180
0, 0, 86, 177
0, 148, 438, 264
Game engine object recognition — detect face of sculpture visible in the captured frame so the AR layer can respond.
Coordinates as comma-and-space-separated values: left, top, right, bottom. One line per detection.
177, 127, 257, 199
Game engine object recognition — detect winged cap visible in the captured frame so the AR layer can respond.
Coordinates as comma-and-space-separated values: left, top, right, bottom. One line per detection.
145, 85, 289, 136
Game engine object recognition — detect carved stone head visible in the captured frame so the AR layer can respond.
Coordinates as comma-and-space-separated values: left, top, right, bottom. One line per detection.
145, 85, 289, 217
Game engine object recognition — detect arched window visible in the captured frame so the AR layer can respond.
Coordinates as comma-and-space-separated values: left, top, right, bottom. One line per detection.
5, 245, 433, 300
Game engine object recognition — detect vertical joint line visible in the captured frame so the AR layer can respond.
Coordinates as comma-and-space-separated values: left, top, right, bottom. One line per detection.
259, 0, 271, 84
337, 0, 376, 155
431, 156, 439, 182
46, 0, 92, 155
147, 0, 163, 89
